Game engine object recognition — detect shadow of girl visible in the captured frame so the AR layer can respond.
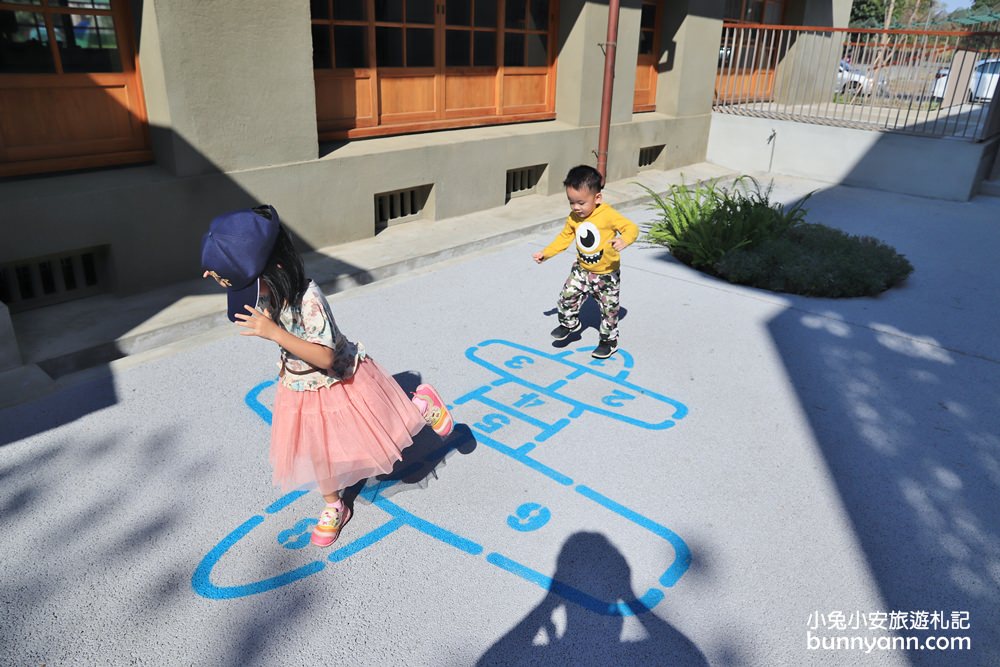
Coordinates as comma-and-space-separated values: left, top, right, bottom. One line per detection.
478, 532, 707, 666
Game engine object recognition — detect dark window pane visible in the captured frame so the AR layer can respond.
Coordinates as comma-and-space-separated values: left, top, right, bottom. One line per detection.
406, 27, 433, 66
446, 29, 470, 66
447, 0, 471, 26
724, 0, 741, 20
15, 265, 33, 300
376, 26, 403, 66
49, 0, 110, 8
312, 24, 332, 68
525, 31, 546, 66
638, 30, 653, 55
504, 32, 524, 66
82, 252, 97, 286
0, 11, 56, 73
333, 0, 365, 20
506, 0, 526, 29
60, 258, 76, 291
474, 0, 496, 27
375, 0, 403, 22
334, 25, 366, 67
641, 3, 656, 28
39, 260, 55, 294
310, 0, 329, 20
473, 30, 495, 66
407, 0, 435, 24
56, 13, 121, 73
528, 0, 547, 30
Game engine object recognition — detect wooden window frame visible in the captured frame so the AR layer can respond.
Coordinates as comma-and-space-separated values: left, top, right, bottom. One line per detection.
724, 0, 786, 25
633, 0, 661, 113
0, 0, 150, 177
313, 0, 559, 141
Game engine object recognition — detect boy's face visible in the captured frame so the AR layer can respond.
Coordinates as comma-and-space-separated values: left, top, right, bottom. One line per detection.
566, 184, 602, 220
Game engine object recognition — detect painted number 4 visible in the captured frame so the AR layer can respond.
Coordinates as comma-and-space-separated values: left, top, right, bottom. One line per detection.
513, 392, 545, 408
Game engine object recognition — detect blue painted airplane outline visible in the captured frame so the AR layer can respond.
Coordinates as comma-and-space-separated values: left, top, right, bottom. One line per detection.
193, 340, 691, 616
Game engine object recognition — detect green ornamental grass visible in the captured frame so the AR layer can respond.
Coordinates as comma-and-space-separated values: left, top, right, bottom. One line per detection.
641, 177, 913, 298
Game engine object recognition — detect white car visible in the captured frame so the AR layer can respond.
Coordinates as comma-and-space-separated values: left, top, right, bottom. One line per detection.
836, 59, 886, 95
931, 58, 999, 103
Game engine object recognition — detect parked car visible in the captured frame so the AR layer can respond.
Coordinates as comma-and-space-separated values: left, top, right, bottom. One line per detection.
836, 59, 886, 95
931, 58, 1000, 103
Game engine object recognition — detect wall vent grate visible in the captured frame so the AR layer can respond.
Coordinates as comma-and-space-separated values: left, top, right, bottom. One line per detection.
638, 144, 665, 169
505, 164, 545, 202
0, 246, 110, 313
374, 184, 432, 234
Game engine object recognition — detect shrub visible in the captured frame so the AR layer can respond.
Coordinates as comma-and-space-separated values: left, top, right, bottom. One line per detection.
716, 223, 914, 297
641, 176, 913, 298
641, 176, 809, 270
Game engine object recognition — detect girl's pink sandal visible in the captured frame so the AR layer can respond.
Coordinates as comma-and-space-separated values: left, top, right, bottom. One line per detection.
311, 503, 352, 547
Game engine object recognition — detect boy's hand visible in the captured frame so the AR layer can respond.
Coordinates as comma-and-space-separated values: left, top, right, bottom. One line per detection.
532, 252, 545, 263
235, 304, 280, 341
612, 238, 628, 252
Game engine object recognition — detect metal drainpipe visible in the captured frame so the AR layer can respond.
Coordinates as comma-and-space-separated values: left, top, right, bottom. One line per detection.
596, 0, 622, 185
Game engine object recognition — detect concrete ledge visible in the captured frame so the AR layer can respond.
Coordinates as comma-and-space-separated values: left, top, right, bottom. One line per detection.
0, 364, 53, 409
708, 112, 997, 201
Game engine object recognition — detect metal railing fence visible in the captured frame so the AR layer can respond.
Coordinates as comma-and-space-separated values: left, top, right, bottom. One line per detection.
715, 23, 1000, 141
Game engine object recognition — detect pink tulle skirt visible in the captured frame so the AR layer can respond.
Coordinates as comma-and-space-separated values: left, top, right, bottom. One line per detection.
270, 358, 426, 494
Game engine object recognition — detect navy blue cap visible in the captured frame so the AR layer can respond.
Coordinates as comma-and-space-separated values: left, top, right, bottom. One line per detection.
201, 206, 280, 322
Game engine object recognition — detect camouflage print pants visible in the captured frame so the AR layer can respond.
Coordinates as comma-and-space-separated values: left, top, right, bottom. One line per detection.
557, 263, 621, 341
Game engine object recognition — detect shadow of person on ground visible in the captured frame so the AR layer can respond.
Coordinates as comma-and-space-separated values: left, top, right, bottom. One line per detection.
477, 532, 707, 666
343, 371, 476, 505
543, 302, 629, 350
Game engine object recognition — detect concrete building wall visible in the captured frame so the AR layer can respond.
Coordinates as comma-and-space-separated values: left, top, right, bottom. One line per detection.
773, 0, 853, 105
3, 0, 722, 300
137, 0, 318, 176
657, 0, 725, 118
556, 0, 643, 128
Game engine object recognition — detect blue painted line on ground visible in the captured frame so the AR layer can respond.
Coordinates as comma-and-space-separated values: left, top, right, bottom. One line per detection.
328, 518, 404, 563
245, 379, 277, 425
474, 393, 559, 432
485, 553, 664, 616
192, 515, 326, 600
265, 489, 310, 514
575, 485, 691, 587
473, 429, 574, 486
467, 340, 688, 429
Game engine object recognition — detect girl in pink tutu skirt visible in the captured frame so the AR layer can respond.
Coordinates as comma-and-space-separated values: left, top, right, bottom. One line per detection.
201, 205, 454, 547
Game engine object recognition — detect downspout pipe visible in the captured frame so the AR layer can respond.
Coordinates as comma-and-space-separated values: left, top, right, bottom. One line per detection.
596, 0, 622, 185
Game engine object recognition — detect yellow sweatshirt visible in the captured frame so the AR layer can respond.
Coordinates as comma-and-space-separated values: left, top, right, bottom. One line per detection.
540, 204, 639, 274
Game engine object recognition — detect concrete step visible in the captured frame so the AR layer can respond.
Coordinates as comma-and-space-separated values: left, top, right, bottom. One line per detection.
978, 179, 1000, 197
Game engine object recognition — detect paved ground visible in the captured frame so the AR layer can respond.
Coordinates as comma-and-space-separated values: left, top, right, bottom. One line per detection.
2, 169, 998, 666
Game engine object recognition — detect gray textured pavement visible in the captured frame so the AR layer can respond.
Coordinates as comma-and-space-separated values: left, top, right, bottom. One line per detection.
2, 168, 999, 666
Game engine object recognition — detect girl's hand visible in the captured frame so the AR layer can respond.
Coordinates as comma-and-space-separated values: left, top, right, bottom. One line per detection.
235, 304, 280, 341
612, 238, 628, 251
532, 251, 545, 263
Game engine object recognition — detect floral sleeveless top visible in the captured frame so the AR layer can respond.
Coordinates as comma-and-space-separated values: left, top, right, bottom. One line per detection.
276, 281, 365, 391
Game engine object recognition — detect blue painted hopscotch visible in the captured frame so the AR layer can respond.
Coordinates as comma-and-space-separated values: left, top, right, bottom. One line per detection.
193, 340, 691, 615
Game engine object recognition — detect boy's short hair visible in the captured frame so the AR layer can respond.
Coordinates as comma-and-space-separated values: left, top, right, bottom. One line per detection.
563, 165, 603, 193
